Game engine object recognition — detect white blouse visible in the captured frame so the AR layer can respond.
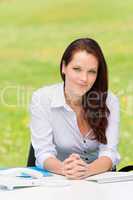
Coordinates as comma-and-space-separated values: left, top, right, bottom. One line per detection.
29, 82, 121, 168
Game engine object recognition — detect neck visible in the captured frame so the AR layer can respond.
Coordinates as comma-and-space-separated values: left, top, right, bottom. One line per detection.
64, 88, 82, 108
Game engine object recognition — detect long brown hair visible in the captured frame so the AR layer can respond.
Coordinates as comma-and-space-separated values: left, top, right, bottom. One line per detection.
60, 38, 110, 144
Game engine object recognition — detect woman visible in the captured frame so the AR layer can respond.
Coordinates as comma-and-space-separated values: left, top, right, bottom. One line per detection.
29, 38, 120, 179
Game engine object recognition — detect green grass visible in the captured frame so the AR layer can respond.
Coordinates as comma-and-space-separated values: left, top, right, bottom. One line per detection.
0, 0, 133, 168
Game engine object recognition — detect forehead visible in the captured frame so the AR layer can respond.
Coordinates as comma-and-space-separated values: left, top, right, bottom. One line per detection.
70, 50, 98, 68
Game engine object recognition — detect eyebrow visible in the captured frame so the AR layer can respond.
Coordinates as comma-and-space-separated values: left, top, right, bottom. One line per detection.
73, 65, 97, 70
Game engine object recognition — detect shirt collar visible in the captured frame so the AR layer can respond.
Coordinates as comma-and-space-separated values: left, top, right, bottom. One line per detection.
51, 82, 73, 112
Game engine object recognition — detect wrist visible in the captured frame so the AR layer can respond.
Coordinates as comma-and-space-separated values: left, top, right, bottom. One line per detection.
86, 164, 92, 177
61, 162, 65, 176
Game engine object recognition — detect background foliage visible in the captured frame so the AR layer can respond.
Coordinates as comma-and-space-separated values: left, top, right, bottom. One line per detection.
0, 0, 133, 168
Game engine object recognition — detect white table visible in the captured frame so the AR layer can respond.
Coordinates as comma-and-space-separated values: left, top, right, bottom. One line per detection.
0, 174, 133, 200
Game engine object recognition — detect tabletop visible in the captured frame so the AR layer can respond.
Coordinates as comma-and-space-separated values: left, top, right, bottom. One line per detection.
0, 174, 133, 200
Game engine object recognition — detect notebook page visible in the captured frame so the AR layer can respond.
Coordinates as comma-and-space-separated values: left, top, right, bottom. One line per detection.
86, 172, 133, 183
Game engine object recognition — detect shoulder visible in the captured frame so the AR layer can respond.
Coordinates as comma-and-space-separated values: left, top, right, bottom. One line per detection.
31, 82, 63, 106
106, 92, 120, 122
33, 82, 62, 97
106, 91, 119, 110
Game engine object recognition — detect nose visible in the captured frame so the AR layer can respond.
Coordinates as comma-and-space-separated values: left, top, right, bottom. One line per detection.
80, 72, 88, 82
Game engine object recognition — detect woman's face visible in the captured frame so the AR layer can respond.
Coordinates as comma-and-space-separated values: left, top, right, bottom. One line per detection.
62, 50, 98, 99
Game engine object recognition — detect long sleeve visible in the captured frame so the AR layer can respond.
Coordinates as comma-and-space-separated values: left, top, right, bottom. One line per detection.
29, 91, 57, 168
98, 93, 121, 167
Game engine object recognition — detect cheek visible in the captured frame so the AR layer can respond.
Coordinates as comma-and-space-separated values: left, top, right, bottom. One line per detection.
89, 75, 97, 82
88, 75, 97, 86
93, 75, 97, 82
66, 71, 78, 81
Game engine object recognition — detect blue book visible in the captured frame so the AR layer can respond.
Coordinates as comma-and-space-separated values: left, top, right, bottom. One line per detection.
0, 167, 52, 179
0, 167, 52, 190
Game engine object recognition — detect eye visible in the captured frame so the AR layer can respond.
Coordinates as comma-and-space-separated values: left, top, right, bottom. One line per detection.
73, 67, 81, 71
88, 70, 97, 74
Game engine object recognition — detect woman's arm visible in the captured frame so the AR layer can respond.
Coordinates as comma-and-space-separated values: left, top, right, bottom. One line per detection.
43, 154, 81, 176
86, 156, 112, 176
98, 93, 121, 168
43, 157, 64, 175
63, 154, 112, 179
63, 93, 120, 179
30, 91, 58, 169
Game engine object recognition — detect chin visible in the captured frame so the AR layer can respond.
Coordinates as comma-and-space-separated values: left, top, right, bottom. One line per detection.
70, 85, 89, 97
75, 90, 87, 97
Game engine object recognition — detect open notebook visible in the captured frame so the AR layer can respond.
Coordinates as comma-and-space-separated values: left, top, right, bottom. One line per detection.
86, 171, 133, 183
0, 167, 70, 190
0, 167, 52, 190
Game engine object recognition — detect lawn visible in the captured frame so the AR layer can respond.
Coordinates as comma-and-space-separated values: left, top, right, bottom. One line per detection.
0, 0, 133, 169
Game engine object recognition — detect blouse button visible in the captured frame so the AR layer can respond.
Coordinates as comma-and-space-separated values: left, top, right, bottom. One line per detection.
85, 158, 88, 161
83, 140, 86, 143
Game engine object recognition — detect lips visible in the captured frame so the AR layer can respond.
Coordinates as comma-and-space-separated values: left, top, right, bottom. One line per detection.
78, 83, 88, 87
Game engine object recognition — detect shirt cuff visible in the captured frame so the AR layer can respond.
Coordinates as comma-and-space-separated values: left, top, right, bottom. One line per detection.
98, 147, 121, 167
35, 153, 57, 169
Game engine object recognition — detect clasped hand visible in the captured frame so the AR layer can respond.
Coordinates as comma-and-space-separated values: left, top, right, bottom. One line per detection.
62, 154, 89, 180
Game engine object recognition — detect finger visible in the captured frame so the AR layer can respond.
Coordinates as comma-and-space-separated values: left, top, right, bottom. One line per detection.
65, 171, 86, 180
64, 162, 88, 179
69, 153, 80, 159
65, 165, 87, 176
63, 156, 78, 164
64, 160, 82, 170
64, 159, 87, 172
65, 163, 87, 172
63, 158, 73, 165
74, 159, 87, 167
64, 161, 75, 171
